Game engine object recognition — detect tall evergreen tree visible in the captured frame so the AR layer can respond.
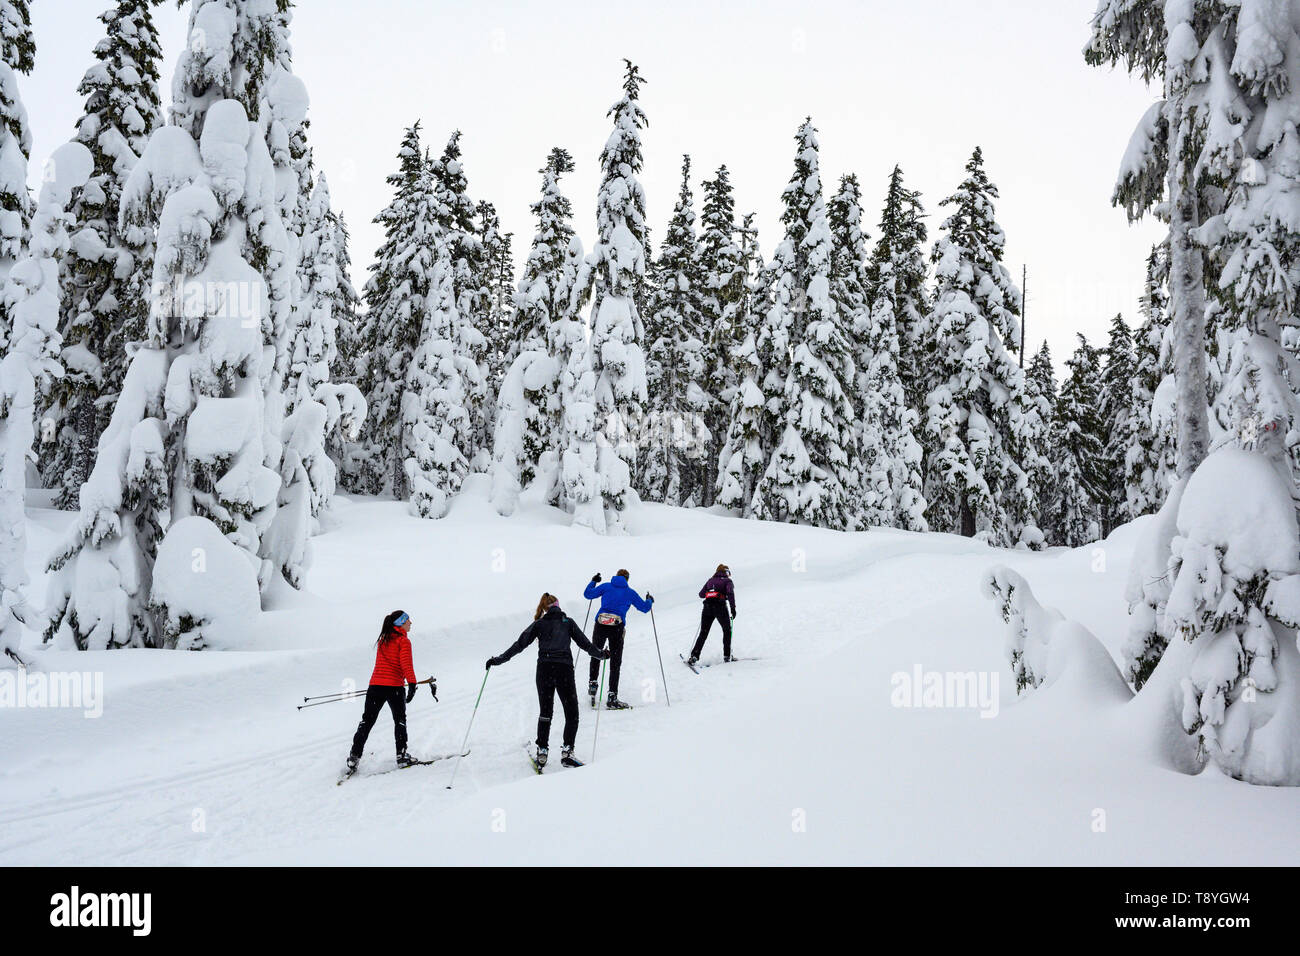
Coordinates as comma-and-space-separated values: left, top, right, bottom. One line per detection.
429, 131, 489, 469
755, 120, 858, 530
43, 0, 163, 510
405, 232, 473, 519
715, 213, 769, 515
1098, 312, 1136, 535
477, 199, 514, 395
642, 154, 707, 506
581, 59, 650, 533
489, 147, 580, 514
356, 124, 426, 497
698, 165, 745, 507
867, 165, 929, 409
856, 184, 929, 532
922, 147, 1032, 544
1050, 334, 1106, 547
1022, 340, 1058, 545
1124, 244, 1176, 519
46, 0, 310, 648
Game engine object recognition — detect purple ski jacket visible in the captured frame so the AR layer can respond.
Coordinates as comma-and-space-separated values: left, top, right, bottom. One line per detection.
699, 573, 736, 615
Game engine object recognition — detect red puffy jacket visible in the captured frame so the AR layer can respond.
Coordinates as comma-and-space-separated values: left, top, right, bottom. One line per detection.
370, 632, 417, 687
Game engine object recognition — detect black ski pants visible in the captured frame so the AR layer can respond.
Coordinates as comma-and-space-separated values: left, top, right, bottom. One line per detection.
537, 660, 580, 750
350, 685, 408, 758
691, 598, 733, 659
587, 620, 626, 697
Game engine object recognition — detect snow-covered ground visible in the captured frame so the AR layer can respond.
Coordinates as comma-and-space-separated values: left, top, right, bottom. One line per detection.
2, 477, 1296, 865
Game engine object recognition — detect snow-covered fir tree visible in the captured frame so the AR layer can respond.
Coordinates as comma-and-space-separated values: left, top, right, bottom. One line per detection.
43, 0, 163, 510
642, 154, 708, 506
922, 147, 1032, 545
477, 200, 514, 395
866, 165, 930, 410
1022, 340, 1058, 544
853, 182, 930, 532
753, 119, 858, 530
288, 174, 343, 408
581, 59, 650, 532
1091, 0, 1300, 783
1124, 244, 1177, 519
429, 130, 489, 470
268, 172, 366, 583
489, 147, 578, 515
827, 173, 871, 419
46, 0, 311, 649
355, 123, 426, 496
1049, 334, 1105, 547
829, 173, 895, 526
0, 0, 33, 347
1098, 312, 1136, 535
715, 213, 770, 515
405, 233, 473, 519
1, 143, 92, 666
698, 165, 745, 506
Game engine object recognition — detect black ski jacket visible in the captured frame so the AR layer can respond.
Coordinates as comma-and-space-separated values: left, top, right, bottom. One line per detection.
495, 607, 600, 665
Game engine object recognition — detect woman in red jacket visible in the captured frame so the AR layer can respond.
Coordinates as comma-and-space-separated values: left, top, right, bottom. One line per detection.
345, 610, 422, 773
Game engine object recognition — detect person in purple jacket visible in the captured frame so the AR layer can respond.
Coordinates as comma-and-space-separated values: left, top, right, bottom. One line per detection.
686, 564, 736, 666
582, 569, 653, 709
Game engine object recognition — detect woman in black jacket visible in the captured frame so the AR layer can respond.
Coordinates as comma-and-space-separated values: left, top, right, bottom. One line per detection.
487, 593, 608, 768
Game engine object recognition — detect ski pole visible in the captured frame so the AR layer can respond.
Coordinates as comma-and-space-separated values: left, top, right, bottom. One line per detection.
447, 671, 490, 790
649, 605, 671, 707
302, 676, 435, 707
303, 688, 362, 702
574, 598, 594, 676
297, 691, 367, 710
591, 658, 608, 763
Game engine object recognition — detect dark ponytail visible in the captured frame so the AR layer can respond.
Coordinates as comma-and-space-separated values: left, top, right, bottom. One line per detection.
378, 610, 407, 645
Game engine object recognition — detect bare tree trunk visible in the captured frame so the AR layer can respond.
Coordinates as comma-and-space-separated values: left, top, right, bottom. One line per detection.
1168, 147, 1209, 478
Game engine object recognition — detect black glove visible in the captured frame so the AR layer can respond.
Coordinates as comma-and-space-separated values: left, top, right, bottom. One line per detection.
486, 657, 500, 669
645, 593, 654, 604
592, 573, 602, 584
406, 683, 418, 703
428, 680, 438, 701
595, 648, 611, 660
732, 609, 737, 620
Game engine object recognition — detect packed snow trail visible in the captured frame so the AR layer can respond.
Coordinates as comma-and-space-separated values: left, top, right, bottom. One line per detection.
2, 487, 1297, 864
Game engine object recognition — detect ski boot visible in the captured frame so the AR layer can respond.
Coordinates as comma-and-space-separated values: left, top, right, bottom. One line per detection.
535, 746, 549, 769
588, 680, 599, 708
395, 751, 418, 768
724, 653, 736, 663
686, 654, 699, 667
344, 753, 359, 774
561, 746, 584, 768
605, 695, 633, 710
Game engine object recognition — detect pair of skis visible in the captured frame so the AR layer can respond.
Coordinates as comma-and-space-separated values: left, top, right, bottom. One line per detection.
337, 749, 469, 785
523, 741, 583, 774
679, 653, 758, 675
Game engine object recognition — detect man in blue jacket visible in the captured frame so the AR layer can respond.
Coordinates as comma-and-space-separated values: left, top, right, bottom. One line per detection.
582, 569, 653, 709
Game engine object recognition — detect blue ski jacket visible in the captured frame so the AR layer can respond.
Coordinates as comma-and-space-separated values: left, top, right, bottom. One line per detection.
583, 575, 653, 621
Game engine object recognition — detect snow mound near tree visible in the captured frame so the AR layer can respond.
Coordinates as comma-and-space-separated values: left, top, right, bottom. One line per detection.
150, 516, 260, 650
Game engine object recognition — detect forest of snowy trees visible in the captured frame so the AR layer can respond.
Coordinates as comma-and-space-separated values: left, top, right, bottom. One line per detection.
0, 0, 1299, 789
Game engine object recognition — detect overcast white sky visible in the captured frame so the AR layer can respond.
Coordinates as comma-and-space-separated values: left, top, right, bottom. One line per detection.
24, 0, 1164, 371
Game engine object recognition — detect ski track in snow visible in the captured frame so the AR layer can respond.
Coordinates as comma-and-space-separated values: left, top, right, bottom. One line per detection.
3, 493, 1297, 865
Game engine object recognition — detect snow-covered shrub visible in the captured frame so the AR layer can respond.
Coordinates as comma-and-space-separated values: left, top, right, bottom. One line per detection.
983, 566, 1065, 694
983, 564, 1133, 705
1164, 448, 1300, 785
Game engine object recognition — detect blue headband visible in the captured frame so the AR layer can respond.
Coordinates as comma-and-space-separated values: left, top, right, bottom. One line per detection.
393, 612, 410, 628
